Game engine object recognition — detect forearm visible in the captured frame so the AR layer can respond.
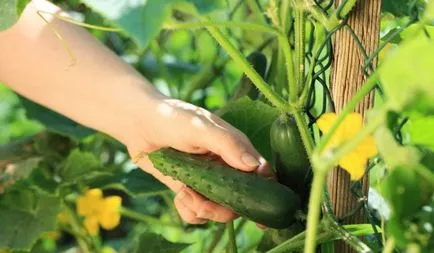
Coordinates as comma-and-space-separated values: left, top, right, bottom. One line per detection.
0, 0, 161, 145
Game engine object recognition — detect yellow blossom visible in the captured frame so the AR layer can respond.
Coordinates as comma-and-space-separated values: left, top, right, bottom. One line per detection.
98, 196, 122, 230
76, 188, 122, 236
317, 113, 377, 180
84, 216, 100, 236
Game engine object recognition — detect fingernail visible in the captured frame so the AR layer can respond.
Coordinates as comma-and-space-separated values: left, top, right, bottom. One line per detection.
196, 209, 214, 220
242, 153, 260, 167
177, 190, 193, 206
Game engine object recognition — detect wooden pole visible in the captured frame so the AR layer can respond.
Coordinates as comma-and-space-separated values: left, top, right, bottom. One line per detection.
328, 0, 381, 252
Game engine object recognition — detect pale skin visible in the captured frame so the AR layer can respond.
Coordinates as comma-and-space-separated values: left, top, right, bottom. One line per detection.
0, 0, 273, 225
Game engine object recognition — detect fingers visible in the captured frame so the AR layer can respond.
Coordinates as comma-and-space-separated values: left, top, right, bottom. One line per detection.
197, 127, 263, 172
174, 187, 238, 223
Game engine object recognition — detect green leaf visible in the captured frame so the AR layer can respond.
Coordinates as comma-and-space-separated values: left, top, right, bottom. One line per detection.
59, 149, 101, 181
80, 0, 177, 50
378, 34, 434, 115
79, 0, 225, 50
135, 232, 191, 253
20, 96, 94, 140
184, 0, 225, 13
381, 0, 416, 17
0, 0, 29, 31
404, 115, 434, 150
0, 188, 62, 251
88, 169, 168, 197
221, 97, 279, 161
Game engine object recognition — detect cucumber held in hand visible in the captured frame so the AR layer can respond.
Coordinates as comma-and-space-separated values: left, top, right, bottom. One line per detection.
149, 148, 301, 229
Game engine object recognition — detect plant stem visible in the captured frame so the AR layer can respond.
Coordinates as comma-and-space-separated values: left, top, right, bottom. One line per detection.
295, 8, 306, 96
161, 192, 183, 226
383, 237, 395, 253
164, 21, 279, 35
316, 73, 379, 153
207, 224, 226, 253
304, 108, 385, 253
280, 0, 290, 32
247, 0, 267, 25
226, 221, 238, 253
280, 33, 297, 103
64, 206, 92, 253
120, 207, 180, 228
304, 165, 328, 253
293, 110, 315, 155
204, 20, 289, 111
234, 218, 247, 235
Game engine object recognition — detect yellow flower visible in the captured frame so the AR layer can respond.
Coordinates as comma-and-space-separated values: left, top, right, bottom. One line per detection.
84, 216, 100, 236
317, 113, 377, 180
76, 188, 122, 236
98, 197, 122, 230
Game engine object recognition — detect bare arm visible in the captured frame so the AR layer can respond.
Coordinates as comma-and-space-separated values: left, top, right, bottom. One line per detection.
0, 0, 158, 146
0, 0, 271, 224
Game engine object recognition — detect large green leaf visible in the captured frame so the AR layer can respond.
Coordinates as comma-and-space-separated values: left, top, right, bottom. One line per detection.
59, 149, 101, 181
378, 34, 434, 115
88, 169, 169, 197
221, 97, 279, 162
20, 96, 94, 140
80, 0, 224, 50
135, 232, 190, 253
0, 188, 62, 251
0, 0, 29, 31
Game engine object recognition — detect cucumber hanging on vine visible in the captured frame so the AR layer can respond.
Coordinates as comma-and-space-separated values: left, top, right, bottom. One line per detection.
270, 114, 311, 202
149, 148, 301, 229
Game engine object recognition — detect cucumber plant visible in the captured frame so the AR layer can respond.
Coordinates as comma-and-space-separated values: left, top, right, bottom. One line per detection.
0, 0, 433, 253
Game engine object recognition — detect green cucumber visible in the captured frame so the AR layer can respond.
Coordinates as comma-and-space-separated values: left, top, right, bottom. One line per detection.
270, 114, 311, 201
149, 148, 301, 229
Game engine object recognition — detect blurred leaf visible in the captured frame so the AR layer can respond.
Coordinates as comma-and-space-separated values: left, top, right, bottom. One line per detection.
88, 169, 169, 197
375, 124, 434, 249
221, 97, 279, 162
378, 34, 434, 115
404, 115, 434, 150
0, 0, 29, 31
28, 167, 58, 194
80, 0, 176, 50
59, 149, 101, 181
19, 96, 94, 140
400, 24, 434, 40
80, 0, 224, 50
381, 0, 420, 17
0, 188, 61, 251
184, 0, 225, 13
135, 232, 191, 253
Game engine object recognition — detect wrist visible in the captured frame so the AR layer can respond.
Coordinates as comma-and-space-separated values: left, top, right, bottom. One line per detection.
102, 77, 165, 150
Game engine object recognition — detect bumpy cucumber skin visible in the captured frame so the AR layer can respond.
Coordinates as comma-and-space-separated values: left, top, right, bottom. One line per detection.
149, 148, 301, 229
270, 114, 311, 200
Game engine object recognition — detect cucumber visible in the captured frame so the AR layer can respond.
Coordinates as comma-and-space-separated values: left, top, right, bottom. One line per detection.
149, 148, 301, 229
270, 114, 311, 202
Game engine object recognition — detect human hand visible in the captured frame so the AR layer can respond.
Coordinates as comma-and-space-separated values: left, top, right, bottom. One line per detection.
127, 95, 274, 225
